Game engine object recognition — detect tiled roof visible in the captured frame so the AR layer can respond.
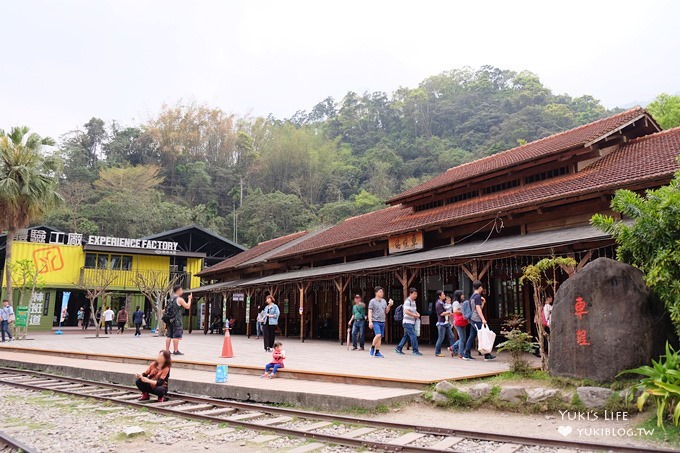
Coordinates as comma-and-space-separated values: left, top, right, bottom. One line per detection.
274, 127, 680, 259
196, 231, 308, 277
388, 107, 652, 203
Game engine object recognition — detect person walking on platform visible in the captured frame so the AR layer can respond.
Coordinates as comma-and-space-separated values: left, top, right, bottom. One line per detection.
368, 286, 393, 358
117, 306, 128, 334
451, 290, 468, 358
164, 285, 192, 355
77, 307, 84, 328
133, 306, 144, 337
262, 296, 280, 352
1, 300, 14, 342
395, 288, 422, 356
103, 306, 114, 334
135, 350, 171, 402
348, 294, 366, 350
464, 280, 496, 361
434, 290, 456, 357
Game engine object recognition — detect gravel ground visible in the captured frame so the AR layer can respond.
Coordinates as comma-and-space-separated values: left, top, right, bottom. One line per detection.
410, 434, 446, 447
449, 438, 504, 452
360, 428, 404, 442
0, 384, 280, 452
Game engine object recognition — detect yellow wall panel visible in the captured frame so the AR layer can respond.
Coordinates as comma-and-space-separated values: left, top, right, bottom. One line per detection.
187, 258, 202, 289
134, 255, 170, 271
2, 242, 84, 287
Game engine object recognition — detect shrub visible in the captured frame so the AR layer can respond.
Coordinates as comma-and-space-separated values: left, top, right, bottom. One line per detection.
497, 315, 538, 374
619, 342, 680, 428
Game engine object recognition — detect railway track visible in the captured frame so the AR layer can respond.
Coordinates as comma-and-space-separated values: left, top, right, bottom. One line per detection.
0, 366, 668, 453
0, 429, 37, 453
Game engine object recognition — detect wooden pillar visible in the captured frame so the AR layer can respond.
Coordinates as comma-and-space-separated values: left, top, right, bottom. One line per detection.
297, 282, 310, 342
393, 268, 419, 344
245, 288, 255, 338
203, 296, 209, 335
334, 276, 352, 344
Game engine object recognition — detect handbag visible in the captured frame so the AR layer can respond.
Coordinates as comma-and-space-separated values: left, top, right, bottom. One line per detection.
477, 324, 496, 354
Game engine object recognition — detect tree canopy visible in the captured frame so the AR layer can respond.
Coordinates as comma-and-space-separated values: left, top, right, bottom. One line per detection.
592, 161, 680, 337
7, 66, 647, 247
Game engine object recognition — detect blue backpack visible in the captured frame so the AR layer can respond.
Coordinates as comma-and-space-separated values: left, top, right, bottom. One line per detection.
462, 300, 473, 321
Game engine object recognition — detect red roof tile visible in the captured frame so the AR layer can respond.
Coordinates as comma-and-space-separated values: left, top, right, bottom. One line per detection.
388, 107, 652, 203
196, 231, 308, 277
274, 127, 680, 259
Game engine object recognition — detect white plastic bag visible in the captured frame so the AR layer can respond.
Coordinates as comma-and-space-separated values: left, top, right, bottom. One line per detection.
414, 318, 421, 337
477, 324, 496, 354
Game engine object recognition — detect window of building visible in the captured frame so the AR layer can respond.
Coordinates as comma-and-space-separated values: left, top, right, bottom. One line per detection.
84, 253, 97, 268
84, 253, 133, 270
97, 254, 109, 269
525, 166, 570, 184
482, 179, 520, 195
446, 190, 479, 204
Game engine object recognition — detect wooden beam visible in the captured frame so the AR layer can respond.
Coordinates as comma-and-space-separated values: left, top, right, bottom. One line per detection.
460, 263, 475, 281
478, 261, 492, 280
576, 250, 593, 272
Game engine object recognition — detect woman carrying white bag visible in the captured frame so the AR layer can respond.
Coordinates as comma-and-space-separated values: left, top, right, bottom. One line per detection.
463, 280, 497, 361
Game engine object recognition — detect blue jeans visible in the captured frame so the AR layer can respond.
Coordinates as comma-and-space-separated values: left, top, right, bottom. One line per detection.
396, 323, 419, 353
265, 363, 283, 374
453, 324, 467, 356
464, 321, 483, 358
435, 323, 455, 355
1, 320, 11, 341
352, 319, 365, 348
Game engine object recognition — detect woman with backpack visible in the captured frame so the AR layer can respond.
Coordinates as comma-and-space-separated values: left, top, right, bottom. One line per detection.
451, 290, 468, 359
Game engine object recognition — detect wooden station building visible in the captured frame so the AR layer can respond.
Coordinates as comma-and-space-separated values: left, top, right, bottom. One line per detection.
193, 107, 680, 344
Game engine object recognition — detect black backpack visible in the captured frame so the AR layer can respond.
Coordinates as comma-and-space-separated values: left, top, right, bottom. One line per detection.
394, 304, 404, 322
162, 297, 177, 324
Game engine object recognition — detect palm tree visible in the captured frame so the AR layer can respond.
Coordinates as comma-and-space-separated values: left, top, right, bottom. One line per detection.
0, 126, 58, 306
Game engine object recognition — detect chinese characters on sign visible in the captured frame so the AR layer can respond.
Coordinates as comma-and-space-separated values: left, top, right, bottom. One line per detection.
574, 296, 590, 346
388, 231, 424, 254
29, 292, 44, 326
67, 233, 83, 245
30, 229, 47, 244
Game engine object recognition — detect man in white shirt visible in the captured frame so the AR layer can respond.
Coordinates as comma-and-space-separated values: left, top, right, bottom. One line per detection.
394, 288, 422, 356
103, 307, 115, 334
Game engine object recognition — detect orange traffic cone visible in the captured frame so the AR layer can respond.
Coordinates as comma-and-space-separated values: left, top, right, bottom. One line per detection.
221, 328, 234, 358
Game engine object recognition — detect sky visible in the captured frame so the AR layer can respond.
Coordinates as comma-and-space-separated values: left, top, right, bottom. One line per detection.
1, 0, 679, 140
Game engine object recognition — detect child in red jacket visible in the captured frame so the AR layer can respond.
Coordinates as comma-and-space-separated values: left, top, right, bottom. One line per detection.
262, 341, 285, 378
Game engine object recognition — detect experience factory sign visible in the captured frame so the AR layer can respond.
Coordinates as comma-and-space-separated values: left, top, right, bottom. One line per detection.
87, 235, 178, 251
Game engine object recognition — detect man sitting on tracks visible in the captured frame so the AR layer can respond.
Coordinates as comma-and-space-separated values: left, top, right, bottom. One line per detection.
135, 350, 172, 402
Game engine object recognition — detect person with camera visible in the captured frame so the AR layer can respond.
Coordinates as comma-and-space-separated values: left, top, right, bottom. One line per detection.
163, 285, 192, 356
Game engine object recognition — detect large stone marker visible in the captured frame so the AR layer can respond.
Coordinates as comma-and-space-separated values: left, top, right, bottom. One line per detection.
549, 257, 673, 381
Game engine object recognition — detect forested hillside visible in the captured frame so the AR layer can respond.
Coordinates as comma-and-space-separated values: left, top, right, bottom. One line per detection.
43, 66, 624, 247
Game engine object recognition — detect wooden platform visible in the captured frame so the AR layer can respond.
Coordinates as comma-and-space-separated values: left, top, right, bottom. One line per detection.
0, 331, 527, 388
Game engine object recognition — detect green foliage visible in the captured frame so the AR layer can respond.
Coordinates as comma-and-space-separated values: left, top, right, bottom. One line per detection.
25, 66, 623, 247
619, 342, 680, 428
647, 93, 680, 130
592, 166, 680, 337
520, 256, 576, 370
497, 315, 538, 374
445, 388, 473, 407
0, 126, 59, 305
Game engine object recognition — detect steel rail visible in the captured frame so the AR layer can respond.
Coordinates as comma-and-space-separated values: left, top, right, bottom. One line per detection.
0, 429, 39, 453
0, 367, 669, 453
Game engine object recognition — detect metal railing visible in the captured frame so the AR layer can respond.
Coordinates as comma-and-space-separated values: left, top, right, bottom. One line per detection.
79, 268, 191, 290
